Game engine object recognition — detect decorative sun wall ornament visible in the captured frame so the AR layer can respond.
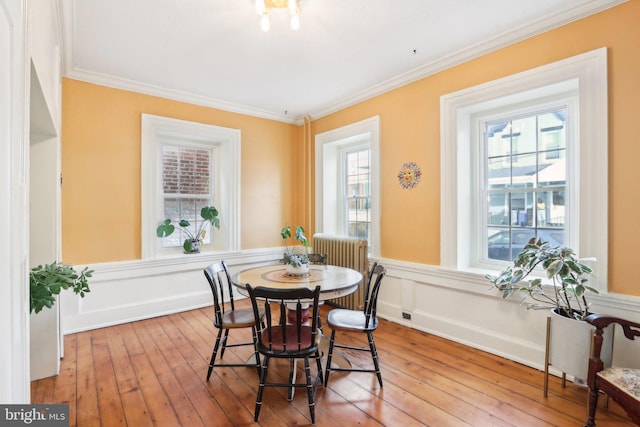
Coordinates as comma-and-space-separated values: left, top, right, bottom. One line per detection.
398, 162, 422, 189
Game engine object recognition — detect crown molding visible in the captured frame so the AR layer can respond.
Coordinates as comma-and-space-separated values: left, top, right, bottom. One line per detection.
63, 68, 298, 124
60, 0, 626, 126
308, 0, 627, 120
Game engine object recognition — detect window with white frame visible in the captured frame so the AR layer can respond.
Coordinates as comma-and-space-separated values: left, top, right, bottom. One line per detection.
315, 116, 380, 256
345, 146, 371, 240
441, 48, 608, 292
141, 114, 240, 258
481, 103, 573, 263
159, 142, 215, 249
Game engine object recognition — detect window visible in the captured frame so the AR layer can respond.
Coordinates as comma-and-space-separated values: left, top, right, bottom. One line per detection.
483, 106, 570, 262
441, 48, 608, 291
159, 143, 215, 249
141, 114, 240, 258
345, 147, 371, 240
315, 116, 380, 256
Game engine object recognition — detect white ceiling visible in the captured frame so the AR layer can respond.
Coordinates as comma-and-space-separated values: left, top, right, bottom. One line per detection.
60, 0, 623, 124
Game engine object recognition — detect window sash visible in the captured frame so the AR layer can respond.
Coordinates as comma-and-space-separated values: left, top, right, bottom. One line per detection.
343, 147, 371, 241
480, 105, 570, 263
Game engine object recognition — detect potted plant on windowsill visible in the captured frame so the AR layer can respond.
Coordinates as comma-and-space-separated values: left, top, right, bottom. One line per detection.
486, 237, 613, 392
156, 206, 220, 253
281, 224, 310, 276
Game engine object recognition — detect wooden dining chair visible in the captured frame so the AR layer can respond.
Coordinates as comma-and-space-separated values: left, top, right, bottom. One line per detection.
584, 313, 640, 427
325, 262, 387, 387
246, 284, 323, 424
203, 261, 264, 380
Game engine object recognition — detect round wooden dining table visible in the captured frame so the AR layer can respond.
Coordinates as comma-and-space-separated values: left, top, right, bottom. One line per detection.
231, 263, 363, 398
231, 264, 363, 301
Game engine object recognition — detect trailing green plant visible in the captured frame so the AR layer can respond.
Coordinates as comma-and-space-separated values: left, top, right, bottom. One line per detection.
30, 262, 93, 314
156, 206, 220, 253
280, 224, 309, 267
486, 237, 598, 320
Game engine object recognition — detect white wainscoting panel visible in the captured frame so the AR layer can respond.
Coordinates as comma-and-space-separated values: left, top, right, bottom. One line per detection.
60, 248, 281, 333
372, 257, 640, 376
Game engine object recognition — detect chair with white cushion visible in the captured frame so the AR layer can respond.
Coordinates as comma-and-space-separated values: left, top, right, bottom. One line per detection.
324, 262, 387, 387
584, 313, 640, 427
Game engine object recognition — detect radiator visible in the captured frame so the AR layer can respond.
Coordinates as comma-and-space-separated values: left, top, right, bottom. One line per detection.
312, 233, 368, 310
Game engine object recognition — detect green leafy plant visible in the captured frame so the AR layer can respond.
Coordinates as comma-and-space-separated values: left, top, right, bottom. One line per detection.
30, 262, 93, 314
486, 237, 598, 320
156, 206, 220, 253
280, 224, 309, 267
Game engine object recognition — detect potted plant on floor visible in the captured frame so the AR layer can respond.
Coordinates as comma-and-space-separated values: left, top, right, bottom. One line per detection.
30, 261, 93, 380
281, 224, 310, 276
486, 237, 613, 393
30, 261, 93, 313
156, 206, 220, 253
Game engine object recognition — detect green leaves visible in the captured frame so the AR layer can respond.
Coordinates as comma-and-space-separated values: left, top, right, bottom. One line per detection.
200, 206, 220, 229
281, 224, 309, 247
30, 262, 93, 314
295, 225, 309, 247
486, 238, 598, 319
156, 205, 220, 252
183, 239, 194, 253
156, 218, 175, 237
281, 225, 292, 241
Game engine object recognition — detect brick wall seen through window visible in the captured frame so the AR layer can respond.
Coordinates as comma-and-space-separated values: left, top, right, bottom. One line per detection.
161, 145, 214, 247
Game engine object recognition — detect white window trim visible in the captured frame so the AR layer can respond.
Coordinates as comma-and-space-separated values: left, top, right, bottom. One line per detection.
315, 116, 381, 257
441, 48, 608, 291
141, 114, 241, 259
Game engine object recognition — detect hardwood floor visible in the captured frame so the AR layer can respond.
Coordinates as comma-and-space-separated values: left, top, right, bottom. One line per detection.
31, 301, 634, 426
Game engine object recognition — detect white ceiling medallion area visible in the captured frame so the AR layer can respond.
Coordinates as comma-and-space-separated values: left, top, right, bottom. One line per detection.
255, 0, 301, 32
60, 0, 626, 125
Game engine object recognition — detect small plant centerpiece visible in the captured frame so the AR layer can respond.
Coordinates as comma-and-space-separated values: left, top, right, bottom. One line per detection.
280, 224, 310, 276
30, 262, 93, 314
486, 237, 611, 389
486, 237, 598, 320
156, 206, 220, 253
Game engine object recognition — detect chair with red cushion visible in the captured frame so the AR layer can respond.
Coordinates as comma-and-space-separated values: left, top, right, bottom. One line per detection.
246, 284, 323, 424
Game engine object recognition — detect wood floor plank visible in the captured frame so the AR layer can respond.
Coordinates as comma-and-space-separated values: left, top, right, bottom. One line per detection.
131, 318, 206, 427
90, 328, 127, 427
52, 333, 78, 426
31, 301, 636, 427
153, 315, 236, 425
104, 325, 153, 427
372, 319, 607, 426
74, 331, 100, 427
31, 376, 55, 404
168, 310, 279, 425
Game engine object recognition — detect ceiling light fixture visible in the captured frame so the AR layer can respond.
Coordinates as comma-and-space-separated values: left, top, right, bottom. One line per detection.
255, 0, 301, 32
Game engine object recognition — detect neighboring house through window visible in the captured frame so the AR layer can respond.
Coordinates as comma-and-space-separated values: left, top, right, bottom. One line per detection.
441, 48, 608, 292
482, 104, 572, 262
315, 116, 380, 256
141, 114, 240, 258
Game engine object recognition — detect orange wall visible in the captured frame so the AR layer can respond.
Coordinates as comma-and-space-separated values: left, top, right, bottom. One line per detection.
63, 1, 640, 296
310, 1, 640, 296
61, 79, 301, 264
